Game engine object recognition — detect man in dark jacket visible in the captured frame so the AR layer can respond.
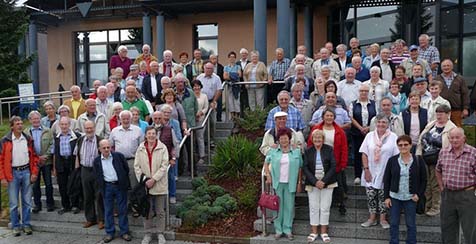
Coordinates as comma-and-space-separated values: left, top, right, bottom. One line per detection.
93, 139, 131, 243
142, 61, 165, 107
54, 116, 82, 215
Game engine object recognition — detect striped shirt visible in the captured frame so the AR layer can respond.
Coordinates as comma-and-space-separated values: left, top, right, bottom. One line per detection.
79, 136, 98, 167
436, 144, 476, 190
109, 125, 143, 158
269, 58, 291, 81
390, 52, 410, 66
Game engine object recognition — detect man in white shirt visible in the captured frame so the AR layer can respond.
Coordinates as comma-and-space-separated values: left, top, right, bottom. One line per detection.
109, 110, 143, 192
337, 67, 362, 108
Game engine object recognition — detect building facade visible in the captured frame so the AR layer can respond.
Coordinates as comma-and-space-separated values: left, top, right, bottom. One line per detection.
24, 0, 475, 93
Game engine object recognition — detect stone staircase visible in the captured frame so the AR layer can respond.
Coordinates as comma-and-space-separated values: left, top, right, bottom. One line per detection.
252, 168, 443, 244
30, 122, 234, 241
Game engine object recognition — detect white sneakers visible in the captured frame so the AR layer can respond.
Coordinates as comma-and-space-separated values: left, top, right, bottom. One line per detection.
354, 177, 361, 185
141, 234, 152, 244
141, 234, 166, 244
158, 234, 166, 244
169, 197, 176, 204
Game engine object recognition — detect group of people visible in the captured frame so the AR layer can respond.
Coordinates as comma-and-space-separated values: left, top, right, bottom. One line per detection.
0, 33, 475, 244
260, 35, 475, 244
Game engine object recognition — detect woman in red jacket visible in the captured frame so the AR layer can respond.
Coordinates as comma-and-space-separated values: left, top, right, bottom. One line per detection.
308, 107, 348, 215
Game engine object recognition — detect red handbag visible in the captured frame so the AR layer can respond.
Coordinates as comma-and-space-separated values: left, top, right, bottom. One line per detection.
258, 192, 280, 211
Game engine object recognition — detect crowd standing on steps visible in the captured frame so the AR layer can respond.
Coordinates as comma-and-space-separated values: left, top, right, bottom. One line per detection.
0, 34, 475, 244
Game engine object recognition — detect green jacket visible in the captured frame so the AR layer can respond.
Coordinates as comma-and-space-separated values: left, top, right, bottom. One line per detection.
23, 126, 54, 165
265, 147, 302, 193
178, 88, 199, 127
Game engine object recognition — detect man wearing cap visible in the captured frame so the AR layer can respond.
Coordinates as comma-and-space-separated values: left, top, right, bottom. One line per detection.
401, 45, 432, 81
125, 64, 144, 89
412, 77, 432, 106
265, 91, 305, 132
260, 111, 304, 156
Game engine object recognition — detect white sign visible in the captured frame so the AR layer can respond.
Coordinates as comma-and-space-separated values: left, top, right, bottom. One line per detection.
18, 83, 34, 104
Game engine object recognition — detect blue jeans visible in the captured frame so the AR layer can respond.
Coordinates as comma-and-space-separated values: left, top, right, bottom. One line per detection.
390, 198, 417, 244
103, 183, 129, 236
33, 164, 54, 209
8, 169, 32, 229
168, 160, 177, 197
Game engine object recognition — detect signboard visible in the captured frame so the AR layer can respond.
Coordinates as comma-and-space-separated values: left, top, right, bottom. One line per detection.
18, 83, 35, 104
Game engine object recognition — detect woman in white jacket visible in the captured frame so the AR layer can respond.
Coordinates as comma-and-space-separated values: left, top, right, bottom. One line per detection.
134, 126, 169, 244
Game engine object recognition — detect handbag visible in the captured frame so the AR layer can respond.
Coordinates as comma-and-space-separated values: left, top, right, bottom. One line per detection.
258, 189, 280, 221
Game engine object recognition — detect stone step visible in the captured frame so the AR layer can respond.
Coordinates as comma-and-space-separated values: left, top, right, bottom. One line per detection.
215, 129, 232, 138
253, 220, 441, 243
250, 235, 438, 244
295, 193, 368, 209
216, 122, 234, 129
30, 220, 176, 240
290, 206, 440, 226
30, 210, 181, 228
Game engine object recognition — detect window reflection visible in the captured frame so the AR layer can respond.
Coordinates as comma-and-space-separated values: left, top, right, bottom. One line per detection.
463, 37, 476, 79
440, 38, 459, 70
109, 30, 119, 42
89, 63, 108, 86
89, 45, 107, 61
464, 7, 476, 33
357, 13, 397, 41
441, 9, 459, 35
88, 31, 107, 43
197, 24, 218, 37
198, 39, 217, 59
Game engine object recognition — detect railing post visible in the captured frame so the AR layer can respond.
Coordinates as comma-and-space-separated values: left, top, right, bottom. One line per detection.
190, 131, 194, 179
207, 116, 211, 165
166, 165, 170, 229
224, 82, 229, 122
0, 99, 3, 125
261, 167, 267, 236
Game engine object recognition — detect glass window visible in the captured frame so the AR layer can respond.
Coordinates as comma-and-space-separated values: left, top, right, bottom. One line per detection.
125, 44, 140, 59
465, 0, 476, 4
357, 13, 397, 41
197, 24, 218, 37
464, 7, 476, 33
89, 63, 109, 86
76, 64, 86, 85
88, 31, 107, 43
441, 9, 460, 35
422, 5, 436, 34
89, 45, 107, 61
78, 45, 84, 62
198, 39, 218, 58
440, 38, 459, 71
356, 6, 397, 17
463, 36, 476, 77
441, 0, 459, 7
109, 30, 119, 42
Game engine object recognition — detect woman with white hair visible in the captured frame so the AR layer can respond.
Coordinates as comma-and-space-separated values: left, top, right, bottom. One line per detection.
243, 50, 268, 111
363, 66, 389, 111
41, 100, 59, 128
109, 102, 123, 130
362, 43, 381, 69
51, 105, 80, 136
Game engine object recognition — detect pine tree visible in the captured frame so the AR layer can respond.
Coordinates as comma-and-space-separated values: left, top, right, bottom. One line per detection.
0, 0, 34, 97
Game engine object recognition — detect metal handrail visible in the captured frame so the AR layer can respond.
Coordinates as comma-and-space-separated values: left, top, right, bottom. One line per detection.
260, 166, 267, 236
0, 90, 73, 124
176, 107, 213, 179
165, 164, 171, 229
223, 80, 285, 122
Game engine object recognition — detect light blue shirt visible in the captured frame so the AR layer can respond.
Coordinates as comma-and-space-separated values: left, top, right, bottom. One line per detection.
390, 156, 413, 201
31, 127, 42, 155
101, 154, 118, 182
310, 106, 351, 126
315, 151, 323, 171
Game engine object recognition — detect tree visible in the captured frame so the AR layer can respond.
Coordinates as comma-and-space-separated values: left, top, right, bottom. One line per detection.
0, 0, 34, 97
390, 5, 433, 42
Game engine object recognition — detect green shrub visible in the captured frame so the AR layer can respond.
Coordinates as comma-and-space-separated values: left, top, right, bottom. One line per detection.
191, 177, 207, 190
236, 102, 275, 132
235, 181, 259, 210
209, 135, 262, 180
177, 182, 237, 228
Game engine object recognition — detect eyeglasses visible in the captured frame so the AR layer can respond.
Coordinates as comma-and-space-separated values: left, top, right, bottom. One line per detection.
397, 143, 410, 147
359, 90, 369, 92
